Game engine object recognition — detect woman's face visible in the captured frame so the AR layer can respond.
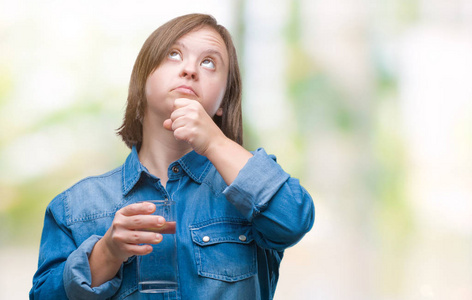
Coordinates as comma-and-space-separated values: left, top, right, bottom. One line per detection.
144, 26, 229, 122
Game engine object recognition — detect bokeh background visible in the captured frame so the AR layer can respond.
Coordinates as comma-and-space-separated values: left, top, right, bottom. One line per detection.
1, 0, 472, 299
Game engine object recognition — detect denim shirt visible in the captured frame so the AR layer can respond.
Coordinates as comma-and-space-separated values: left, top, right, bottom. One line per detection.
30, 147, 314, 300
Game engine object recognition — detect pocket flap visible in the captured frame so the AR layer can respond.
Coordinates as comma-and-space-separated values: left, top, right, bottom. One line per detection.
190, 219, 253, 247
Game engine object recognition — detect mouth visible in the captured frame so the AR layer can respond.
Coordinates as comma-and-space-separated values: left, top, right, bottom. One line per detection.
172, 85, 197, 97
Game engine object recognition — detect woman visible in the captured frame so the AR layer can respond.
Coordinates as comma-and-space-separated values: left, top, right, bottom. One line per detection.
30, 13, 314, 300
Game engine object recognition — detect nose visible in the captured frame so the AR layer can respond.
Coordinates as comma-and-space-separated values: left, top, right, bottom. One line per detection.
180, 61, 198, 80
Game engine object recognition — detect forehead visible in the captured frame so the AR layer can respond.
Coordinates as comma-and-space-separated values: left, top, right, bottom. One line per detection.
175, 26, 228, 61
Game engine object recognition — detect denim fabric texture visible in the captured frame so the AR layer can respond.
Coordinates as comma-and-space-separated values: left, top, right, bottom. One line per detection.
30, 146, 315, 300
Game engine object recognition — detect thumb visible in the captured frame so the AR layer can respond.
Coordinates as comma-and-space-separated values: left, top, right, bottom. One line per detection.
163, 119, 173, 131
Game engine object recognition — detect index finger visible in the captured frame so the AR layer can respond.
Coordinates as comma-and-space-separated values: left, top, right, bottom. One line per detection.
173, 98, 195, 110
119, 202, 155, 217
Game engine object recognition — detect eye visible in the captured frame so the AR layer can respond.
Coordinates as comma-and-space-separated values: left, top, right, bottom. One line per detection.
168, 50, 182, 61
201, 58, 215, 69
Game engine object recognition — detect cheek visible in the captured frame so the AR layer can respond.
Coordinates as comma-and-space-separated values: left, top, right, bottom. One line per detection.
217, 79, 228, 100
144, 75, 155, 99
144, 82, 152, 99
206, 80, 227, 113
145, 74, 164, 100
211, 75, 228, 102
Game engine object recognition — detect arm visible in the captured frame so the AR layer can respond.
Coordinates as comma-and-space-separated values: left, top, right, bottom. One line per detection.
223, 148, 315, 250
203, 137, 253, 185
30, 197, 72, 299
166, 99, 314, 250
31, 197, 167, 299
30, 195, 122, 300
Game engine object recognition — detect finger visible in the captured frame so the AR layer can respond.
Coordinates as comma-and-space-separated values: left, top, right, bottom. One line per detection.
123, 230, 163, 245
124, 214, 165, 230
170, 108, 200, 130
125, 243, 154, 256
173, 98, 192, 110
163, 119, 173, 131
142, 221, 176, 234
169, 107, 188, 124
173, 127, 192, 143
119, 202, 155, 217
170, 115, 190, 132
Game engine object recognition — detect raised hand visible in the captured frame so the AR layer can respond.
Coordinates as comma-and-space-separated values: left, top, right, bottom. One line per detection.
163, 98, 226, 156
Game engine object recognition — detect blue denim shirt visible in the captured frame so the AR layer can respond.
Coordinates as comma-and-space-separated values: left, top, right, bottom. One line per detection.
30, 147, 314, 300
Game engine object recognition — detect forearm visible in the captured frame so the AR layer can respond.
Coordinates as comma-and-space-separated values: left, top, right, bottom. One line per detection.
88, 238, 123, 287
204, 137, 253, 186
250, 179, 314, 249
32, 231, 123, 300
61, 235, 123, 299
222, 148, 315, 250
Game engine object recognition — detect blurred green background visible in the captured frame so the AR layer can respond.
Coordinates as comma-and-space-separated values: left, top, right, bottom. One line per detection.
1, 0, 471, 299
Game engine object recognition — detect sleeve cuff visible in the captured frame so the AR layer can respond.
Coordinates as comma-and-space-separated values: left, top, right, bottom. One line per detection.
63, 235, 123, 300
223, 148, 290, 221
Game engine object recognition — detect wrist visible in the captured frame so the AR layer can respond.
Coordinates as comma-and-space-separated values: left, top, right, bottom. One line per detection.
202, 136, 252, 186
202, 134, 231, 161
96, 238, 126, 265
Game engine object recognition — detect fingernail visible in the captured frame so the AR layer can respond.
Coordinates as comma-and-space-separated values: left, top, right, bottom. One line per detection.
156, 234, 162, 242
156, 216, 165, 226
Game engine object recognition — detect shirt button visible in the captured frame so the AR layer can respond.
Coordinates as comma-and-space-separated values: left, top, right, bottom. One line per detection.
202, 236, 210, 243
172, 166, 180, 173
239, 235, 247, 242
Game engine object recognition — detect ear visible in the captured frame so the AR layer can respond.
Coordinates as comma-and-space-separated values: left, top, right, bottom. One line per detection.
215, 107, 223, 116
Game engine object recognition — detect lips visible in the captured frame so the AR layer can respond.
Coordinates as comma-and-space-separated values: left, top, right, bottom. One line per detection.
173, 85, 197, 96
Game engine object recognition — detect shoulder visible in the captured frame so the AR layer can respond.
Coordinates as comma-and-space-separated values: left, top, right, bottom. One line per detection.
67, 166, 123, 196
47, 166, 124, 225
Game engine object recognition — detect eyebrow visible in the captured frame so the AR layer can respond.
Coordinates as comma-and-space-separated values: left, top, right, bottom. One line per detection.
173, 41, 226, 67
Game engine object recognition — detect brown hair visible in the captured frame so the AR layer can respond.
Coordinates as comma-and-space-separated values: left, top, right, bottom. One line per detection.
117, 13, 243, 149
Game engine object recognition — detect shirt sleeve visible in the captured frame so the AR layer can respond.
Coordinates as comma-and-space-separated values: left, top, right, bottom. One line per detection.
30, 193, 122, 300
63, 235, 123, 300
223, 148, 315, 251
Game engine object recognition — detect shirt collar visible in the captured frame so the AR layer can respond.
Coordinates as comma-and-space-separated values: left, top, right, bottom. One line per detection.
122, 145, 212, 196
176, 150, 212, 184
122, 145, 146, 196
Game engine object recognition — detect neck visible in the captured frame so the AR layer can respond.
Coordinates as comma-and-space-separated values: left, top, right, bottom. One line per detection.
138, 117, 192, 186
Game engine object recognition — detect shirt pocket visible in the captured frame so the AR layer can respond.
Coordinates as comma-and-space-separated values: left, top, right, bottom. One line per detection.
190, 218, 257, 282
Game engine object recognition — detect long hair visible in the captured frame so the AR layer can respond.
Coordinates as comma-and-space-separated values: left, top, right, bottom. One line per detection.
117, 14, 243, 149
